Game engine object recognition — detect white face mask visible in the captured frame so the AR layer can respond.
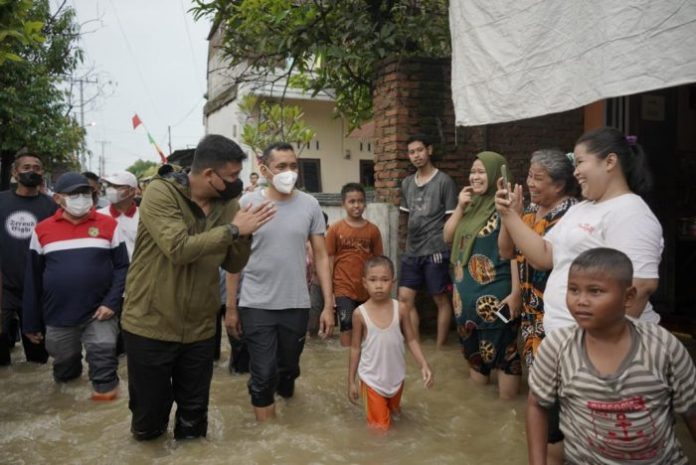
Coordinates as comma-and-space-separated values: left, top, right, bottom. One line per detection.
271, 170, 298, 194
105, 187, 127, 204
64, 194, 93, 217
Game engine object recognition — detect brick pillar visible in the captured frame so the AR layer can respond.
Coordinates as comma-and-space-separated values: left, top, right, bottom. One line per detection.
372, 57, 486, 246
372, 56, 585, 212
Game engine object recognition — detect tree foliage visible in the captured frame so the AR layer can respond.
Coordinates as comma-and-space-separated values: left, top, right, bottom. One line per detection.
0, 0, 84, 170
239, 95, 315, 158
126, 159, 159, 179
0, 0, 44, 64
192, 0, 450, 130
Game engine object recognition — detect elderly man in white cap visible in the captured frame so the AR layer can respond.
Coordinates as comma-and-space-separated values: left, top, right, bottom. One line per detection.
99, 170, 139, 357
99, 171, 139, 260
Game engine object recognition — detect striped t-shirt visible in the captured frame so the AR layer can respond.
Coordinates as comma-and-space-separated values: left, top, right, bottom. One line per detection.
529, 320, 696, 464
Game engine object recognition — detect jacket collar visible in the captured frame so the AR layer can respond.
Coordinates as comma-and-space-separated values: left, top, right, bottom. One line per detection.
109, 202, 137, 218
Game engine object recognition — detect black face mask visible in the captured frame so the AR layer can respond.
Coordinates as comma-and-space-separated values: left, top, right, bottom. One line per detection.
212, 172, 243, 200
18, 171, 43, 187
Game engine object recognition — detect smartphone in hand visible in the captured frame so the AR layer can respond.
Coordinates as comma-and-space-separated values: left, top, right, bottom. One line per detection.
500, 165, 511, 201
494, 303, 512, 323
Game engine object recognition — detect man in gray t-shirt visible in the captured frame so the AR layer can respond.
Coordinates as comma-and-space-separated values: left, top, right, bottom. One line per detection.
398, 134, 457, 349
225, 142, 334, 422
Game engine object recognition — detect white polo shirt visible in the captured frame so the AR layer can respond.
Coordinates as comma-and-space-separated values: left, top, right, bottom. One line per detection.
99, 202, 139, 261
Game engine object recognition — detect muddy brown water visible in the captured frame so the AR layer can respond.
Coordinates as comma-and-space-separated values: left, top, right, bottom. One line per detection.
1, 337, 694, 464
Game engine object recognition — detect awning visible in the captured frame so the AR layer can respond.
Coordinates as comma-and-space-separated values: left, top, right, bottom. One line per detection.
450, 1, 696, 126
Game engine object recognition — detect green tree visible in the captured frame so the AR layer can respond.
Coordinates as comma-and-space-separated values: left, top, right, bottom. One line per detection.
239, 95, 315, 158
0, 0, 84, 178
126, 159, 159, 179
0, 0, 44, 64
192, 0, 450, 130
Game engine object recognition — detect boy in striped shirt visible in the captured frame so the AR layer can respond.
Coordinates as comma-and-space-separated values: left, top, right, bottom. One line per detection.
527, 248, 696, 464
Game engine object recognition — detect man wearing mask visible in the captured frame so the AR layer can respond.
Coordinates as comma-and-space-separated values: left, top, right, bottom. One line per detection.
121, 134, 275, 441
99, 171, 139, 356
23, 172, 128, 400
99, 171, 139, 260
225, 142, 335, 422
82, 171, 109, 208
0, 149, 57, 365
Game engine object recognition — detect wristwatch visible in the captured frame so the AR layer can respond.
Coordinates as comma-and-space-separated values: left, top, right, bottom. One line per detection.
227, 224, 240, 240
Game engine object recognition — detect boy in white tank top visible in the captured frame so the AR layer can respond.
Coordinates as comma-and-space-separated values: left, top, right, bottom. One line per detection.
347, 256, 433, 431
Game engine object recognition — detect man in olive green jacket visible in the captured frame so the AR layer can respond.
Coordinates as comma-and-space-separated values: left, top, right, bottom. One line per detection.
121, 135, 275, 441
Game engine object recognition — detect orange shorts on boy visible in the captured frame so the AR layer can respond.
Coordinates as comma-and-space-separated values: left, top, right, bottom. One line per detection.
361, 381, 403, 430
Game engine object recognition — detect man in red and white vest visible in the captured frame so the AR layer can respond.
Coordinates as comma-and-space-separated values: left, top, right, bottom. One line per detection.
99, 171, 139, 261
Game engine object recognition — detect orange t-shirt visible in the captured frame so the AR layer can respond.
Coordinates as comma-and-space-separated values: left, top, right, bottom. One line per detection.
326, 219, 383, 302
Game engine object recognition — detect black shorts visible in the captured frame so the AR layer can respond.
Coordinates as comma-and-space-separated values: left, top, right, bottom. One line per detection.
398, 251, 452, 295
335, 297, 363, 332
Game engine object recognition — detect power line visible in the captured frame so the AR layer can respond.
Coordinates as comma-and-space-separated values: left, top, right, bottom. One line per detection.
179, 0, 205, 93
171, 97, 204, 128
106, 0, 162, 121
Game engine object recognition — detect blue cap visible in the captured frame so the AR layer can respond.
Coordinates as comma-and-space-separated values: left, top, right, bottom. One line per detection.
54, 172, 91, 194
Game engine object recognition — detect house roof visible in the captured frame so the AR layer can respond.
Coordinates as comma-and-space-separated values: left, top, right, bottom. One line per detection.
347, 120, 375, 139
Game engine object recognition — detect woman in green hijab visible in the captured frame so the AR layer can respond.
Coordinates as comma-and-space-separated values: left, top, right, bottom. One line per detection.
443, 151, 522, 399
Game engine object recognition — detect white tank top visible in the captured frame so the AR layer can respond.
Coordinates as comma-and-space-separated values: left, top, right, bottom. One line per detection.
357, 299, 405, 397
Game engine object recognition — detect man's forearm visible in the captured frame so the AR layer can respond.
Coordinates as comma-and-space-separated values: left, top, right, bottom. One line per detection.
225, 272, 241, 307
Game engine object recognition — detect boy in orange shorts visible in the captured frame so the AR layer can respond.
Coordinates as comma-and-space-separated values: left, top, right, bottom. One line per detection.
347, 256, 433, 431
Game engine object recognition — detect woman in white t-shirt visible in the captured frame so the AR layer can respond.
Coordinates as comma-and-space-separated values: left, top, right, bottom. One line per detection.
495, 127, 664, 335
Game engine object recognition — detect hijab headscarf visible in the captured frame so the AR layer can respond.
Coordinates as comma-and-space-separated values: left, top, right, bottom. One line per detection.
451, 151, 508, 266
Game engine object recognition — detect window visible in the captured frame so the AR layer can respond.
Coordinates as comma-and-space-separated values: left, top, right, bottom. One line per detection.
359, 160, 375, 187
299, 158, 322, 192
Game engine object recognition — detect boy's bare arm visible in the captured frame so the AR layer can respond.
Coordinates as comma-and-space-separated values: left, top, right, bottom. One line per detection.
348, 311, 364, 403
399, 305, 433, 387
526, 392, 549, 465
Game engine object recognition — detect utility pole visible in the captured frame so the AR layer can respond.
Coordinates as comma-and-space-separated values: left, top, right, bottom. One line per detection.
168, 125, 172, 155
74, 77, 98, 170
95, 140, 109, 177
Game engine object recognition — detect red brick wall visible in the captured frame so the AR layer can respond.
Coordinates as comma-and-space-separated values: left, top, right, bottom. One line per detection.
372, 56, 585, 243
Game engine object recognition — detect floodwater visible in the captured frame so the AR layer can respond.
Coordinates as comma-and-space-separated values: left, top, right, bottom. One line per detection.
1, 336, 695, 465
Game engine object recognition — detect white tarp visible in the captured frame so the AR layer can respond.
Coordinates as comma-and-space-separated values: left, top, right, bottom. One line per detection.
450, 0, 696, 126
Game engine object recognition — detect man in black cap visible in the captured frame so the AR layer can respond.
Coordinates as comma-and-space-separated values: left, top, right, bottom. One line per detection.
0, 150, 56, 365
22, 172, 129, 400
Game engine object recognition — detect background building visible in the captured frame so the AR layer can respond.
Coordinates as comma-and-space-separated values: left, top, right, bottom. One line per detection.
204, 23, 375, 193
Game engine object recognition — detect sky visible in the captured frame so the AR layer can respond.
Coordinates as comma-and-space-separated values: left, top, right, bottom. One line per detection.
65, 0, 212, 174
